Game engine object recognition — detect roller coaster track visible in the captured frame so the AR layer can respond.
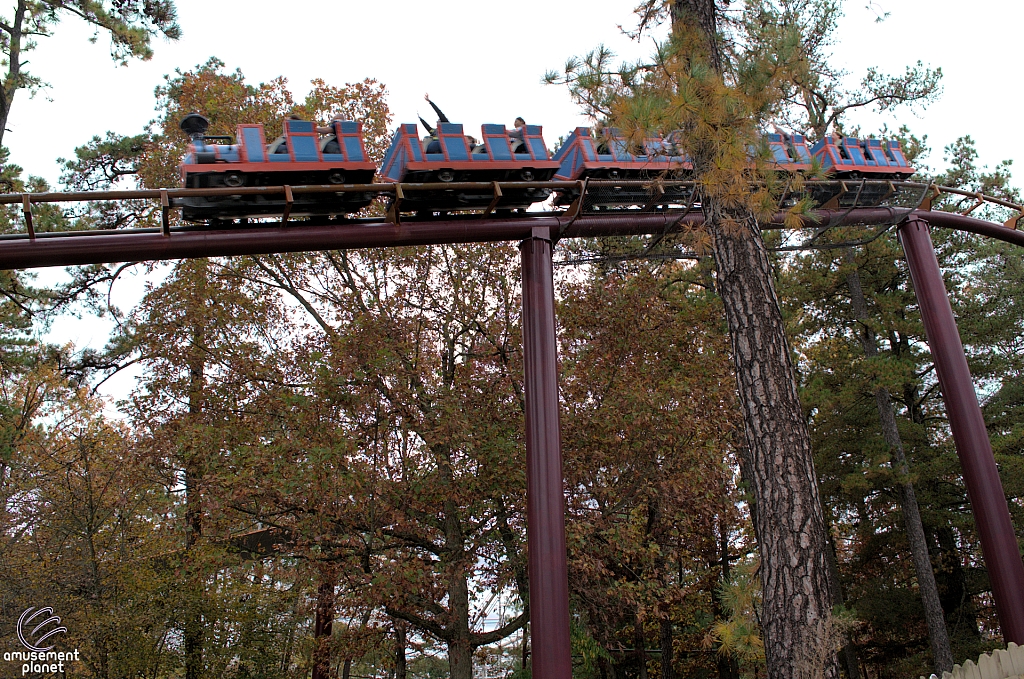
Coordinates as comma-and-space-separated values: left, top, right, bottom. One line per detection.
4, 177, 1024, 648
0, 179, 1020, 269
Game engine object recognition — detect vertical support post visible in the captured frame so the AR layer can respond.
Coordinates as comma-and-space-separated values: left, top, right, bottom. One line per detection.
899, 217, 1024, 643
520, 226, 572, 679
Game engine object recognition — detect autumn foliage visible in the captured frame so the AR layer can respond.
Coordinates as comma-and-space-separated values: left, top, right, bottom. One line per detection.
2, 9, 1024, 679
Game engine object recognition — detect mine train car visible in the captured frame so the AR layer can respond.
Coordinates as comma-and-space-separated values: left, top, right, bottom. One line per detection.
379, 122, 560, 212
551, 127, 915, 207
176, 114, 377, 221
551, 127, 695, 207
176, 111, 916, 222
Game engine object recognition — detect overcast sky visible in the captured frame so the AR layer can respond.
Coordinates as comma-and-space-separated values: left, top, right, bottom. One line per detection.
8, 0, 1020, 399
5, 0, 1021, 185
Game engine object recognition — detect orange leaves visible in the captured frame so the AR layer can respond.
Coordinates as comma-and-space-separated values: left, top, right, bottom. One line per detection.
298, 78, 393, 165
557, 262, 745, 658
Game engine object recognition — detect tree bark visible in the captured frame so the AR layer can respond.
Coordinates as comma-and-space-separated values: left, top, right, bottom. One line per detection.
660, 618, 674, 679
708, 208, 838, 679
824, 532, 862, 679
664, 3, 839, 676
931, 524, 981, 639
184, 263, 207, 679
448, 633, 473, 679
521, 622, 530, 673
394, 620, 407, 679
312, 564, 339, 679
0, 0, 27, 151
635, 618, 648, 679
445, 499, 474, 679
843, 250, 954, 675
670, 0, 722, 72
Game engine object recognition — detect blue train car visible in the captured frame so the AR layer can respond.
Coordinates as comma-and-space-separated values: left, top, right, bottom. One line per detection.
810, 136, 914, 178
766, 133, 813, 171
177, 114, 377, 221
173, 107, 917, 221
379, 122, 560, 211
551, 125, 915, 208
551, 127, 696, 207
553, 127, 692, 181
553, 127, 912, 179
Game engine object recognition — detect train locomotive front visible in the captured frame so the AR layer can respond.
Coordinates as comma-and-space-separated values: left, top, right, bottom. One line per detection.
176, 113, 377, 222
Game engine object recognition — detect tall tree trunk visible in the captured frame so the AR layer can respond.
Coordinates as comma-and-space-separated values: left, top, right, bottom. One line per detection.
521, 622, 530, 673
667, 3, 839, 677
445, 498, 474, 679
708, 208, 838, 679
660, 618, 674, 679
824, 532, 862, 679
0, 0, 28, 152
931, 524, 981, 639
184, 332, 204, 679
844, 251, 954, 675
447, 635, 473, 679
635, 619, 648, 679
312, 564, 339, 679
184, 259, 209, 679
394, 619, 407, 679
669, 0, 721, 72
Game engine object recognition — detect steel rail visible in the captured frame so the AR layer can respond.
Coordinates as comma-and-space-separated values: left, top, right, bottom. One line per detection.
0, 207, 915, 270
0, 180, 584, 204
0, 182, 1022, 270
0, 178, 1018, 229
0, 179, 1013, 209
916, 210, 1024, 248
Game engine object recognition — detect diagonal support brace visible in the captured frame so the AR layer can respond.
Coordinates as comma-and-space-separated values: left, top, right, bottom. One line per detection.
900, 216, 1024, 644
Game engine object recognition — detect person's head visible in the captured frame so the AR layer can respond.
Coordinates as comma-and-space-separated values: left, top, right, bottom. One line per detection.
514, 117, 525, 128
465, 135, 477, 145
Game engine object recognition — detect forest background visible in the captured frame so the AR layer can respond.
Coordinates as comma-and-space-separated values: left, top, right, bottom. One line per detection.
1, 2, 1023, 679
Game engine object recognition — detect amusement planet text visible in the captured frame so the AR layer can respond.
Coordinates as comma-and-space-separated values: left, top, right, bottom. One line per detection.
6, 606, 79, 676
4, 650, 80, 675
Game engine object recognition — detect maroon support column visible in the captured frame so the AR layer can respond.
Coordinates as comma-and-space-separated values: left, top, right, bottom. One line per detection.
899, 217, 1024, 643
520, 227, 572, 679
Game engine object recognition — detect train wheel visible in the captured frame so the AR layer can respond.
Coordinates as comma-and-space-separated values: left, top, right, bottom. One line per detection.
437, 170, 454, 182
224, 172, 245, 188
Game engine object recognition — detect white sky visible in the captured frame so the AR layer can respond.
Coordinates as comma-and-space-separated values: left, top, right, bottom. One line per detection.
6, 0, 1022, 184
7, 0, 1022, 401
